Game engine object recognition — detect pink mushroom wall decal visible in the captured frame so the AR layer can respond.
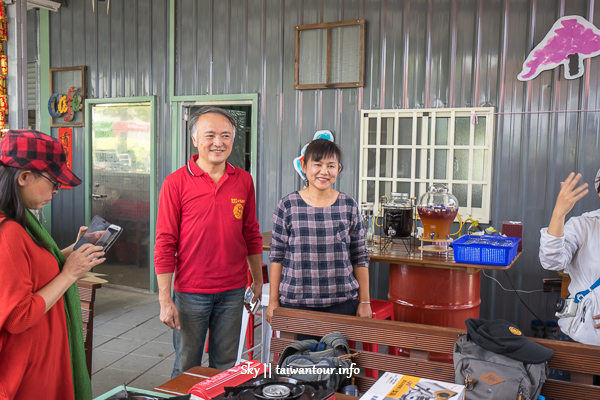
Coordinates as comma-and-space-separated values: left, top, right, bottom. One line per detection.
518, 15, 600, 81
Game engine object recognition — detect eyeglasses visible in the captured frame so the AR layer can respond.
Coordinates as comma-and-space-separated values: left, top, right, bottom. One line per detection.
35, 173, 61, 191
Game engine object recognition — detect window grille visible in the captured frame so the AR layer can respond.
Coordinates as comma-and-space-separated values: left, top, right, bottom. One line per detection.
359, 107, 495, 223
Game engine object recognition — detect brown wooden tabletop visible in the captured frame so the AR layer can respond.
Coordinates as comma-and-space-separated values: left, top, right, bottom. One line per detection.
153, 366, 357, 400
261, 231, 521, 274
153, 366, 222, 396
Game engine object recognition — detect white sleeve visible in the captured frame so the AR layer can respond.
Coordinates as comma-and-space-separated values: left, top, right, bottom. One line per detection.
539, 218, 581, 273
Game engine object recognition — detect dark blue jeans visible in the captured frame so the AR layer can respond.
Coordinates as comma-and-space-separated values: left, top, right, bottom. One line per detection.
171, 287, 245, 377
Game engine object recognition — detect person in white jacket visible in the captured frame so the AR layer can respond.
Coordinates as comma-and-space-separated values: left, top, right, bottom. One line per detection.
539, 171, 600, 345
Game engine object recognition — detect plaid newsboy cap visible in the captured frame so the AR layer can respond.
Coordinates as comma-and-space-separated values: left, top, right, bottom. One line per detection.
0, 129, 82, 187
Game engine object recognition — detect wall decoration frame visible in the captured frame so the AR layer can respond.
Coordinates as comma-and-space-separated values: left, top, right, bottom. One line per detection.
49, 65, 86, 127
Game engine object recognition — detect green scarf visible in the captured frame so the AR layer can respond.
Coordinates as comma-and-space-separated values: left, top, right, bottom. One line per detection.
25, 209, 92, 400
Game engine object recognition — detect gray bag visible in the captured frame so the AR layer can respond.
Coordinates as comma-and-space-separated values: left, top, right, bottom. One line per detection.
454, 334, 548, 400
276, 332, 353, 390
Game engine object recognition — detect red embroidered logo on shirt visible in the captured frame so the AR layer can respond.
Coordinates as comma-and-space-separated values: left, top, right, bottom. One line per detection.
233, 203, 244, 219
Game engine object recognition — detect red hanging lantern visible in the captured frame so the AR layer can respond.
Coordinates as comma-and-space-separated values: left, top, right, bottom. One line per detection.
0, 110, 6, 129
0, 94, 8, 115
0, 4, 5, 22
1, 20, 6, 42
0, 55, 7, 76
0, 76, 6, 95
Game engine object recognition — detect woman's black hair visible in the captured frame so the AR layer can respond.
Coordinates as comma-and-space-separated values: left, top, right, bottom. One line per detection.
0, 166, 47, 248
303, 139, 343, 167
596, 175, 600, 194
0, 166, 28, 227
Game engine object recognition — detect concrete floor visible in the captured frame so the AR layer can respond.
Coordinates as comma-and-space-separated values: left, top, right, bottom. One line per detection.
91, 285, 213, 398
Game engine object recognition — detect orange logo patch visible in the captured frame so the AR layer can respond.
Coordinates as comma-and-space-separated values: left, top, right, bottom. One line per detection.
480, 372, 505, 386
233, 203, 244, 219
509, 327, 522, 336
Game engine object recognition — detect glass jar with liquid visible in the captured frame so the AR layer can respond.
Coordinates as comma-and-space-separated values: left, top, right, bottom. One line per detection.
416, 184, 459, 239
383, 193, 413, 238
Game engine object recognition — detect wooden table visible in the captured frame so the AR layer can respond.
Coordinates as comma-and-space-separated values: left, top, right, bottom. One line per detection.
261, 232, 521, 330
153, 366, 356, 400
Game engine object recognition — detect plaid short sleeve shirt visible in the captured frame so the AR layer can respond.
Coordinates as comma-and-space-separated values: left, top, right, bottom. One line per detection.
269, 191, 369, 307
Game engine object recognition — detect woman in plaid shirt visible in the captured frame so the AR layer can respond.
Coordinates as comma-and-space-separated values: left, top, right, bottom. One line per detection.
266, 139, 372, 324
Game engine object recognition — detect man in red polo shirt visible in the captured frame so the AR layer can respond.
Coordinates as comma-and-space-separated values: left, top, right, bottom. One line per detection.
154, 106, 263, 376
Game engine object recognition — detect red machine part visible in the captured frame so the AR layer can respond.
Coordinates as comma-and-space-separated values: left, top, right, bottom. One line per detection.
188, 360, 266, 400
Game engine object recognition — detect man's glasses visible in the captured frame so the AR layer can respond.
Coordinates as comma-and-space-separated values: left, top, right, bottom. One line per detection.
35, 173, 61, 191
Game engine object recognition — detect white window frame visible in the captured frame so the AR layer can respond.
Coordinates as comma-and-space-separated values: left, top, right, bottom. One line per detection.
359, 107, 495, 224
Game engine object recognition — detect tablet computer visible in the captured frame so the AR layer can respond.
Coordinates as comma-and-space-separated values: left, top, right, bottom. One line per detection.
74, 215, 123, 253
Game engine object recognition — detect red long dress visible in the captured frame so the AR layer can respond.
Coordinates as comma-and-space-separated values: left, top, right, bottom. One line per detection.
0, 218, 75, 400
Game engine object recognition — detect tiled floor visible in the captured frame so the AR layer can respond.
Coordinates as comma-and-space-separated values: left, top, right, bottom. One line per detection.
92, 284, 270, 398
91, 285, 211, 398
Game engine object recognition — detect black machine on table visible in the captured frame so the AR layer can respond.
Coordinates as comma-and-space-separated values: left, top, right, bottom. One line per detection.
218, 377, 335, 400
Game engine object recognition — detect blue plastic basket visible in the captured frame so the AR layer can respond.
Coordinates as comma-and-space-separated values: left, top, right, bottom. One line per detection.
452, 235, 521, 266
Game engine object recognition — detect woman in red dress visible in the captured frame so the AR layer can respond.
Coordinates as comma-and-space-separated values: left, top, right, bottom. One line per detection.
0, 130, 105, 400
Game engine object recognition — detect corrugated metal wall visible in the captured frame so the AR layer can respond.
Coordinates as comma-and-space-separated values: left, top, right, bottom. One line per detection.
47, 0, 600, 331
47, 0, 171, 248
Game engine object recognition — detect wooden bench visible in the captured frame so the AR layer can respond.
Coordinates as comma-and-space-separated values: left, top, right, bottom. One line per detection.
270, 307, 600, 400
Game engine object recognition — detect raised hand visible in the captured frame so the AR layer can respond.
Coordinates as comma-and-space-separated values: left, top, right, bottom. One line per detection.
553, 173, 589, 219
547, 173, 589, 238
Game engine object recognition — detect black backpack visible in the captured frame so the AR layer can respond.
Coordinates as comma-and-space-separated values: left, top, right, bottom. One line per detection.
276, 332, 354, 391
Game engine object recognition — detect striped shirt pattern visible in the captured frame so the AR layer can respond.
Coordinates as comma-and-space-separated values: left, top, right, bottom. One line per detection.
269, 191, 369, 307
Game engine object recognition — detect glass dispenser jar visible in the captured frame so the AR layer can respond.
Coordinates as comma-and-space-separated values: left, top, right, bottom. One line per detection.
382, 193, 413, 238
361, 202, 374, 250
416, 184, 459, 239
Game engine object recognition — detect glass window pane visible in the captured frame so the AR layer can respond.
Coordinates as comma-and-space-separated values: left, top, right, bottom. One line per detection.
472, 149, 485, 181
435, 117, 449, 145
454, 149, 469, 180
299, 29, 327, 85
453, 183, 467, 209
415, 149, 430, 179
428, 116, 433, 145
474, 117, 486, 145
379, 181, 393, 200
330, 25, 360, 83
91, 103, 152, 289
455, 117, 470, 145
368, 118, 377, 145
380, 149, 393, 177
380, 117, 394, 145
416, 117, 425, 145
398, 117, 412, 145
397, 149, 412, 178
366, 148, 376, 177
472, 184, 483, 208
396, 181, 411, 196
415, 182, 429, 199
434, 149, 447, 179
227, 110, 248, 170
366, 180, 376, 203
